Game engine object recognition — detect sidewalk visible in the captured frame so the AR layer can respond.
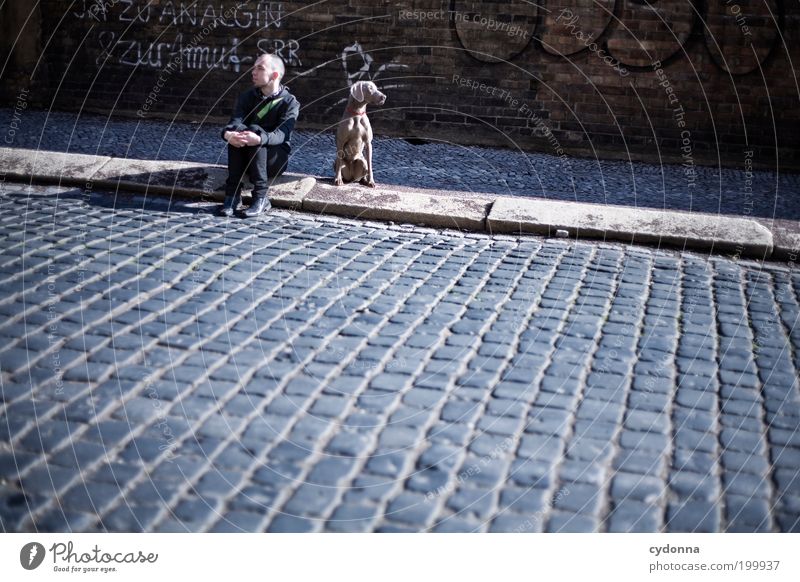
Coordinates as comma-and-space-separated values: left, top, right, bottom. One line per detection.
0, 180, 799, 532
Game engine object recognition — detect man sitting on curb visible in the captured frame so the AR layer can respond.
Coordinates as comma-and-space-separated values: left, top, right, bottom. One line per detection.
219, 53, 300, 217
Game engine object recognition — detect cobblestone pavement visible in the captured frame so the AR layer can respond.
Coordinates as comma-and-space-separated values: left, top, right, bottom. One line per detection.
3, 108, 800, 220
0, 182, 799, 533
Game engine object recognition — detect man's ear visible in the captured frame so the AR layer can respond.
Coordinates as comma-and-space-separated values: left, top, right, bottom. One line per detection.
270, 70, 280, 82
350, 82, 365, 102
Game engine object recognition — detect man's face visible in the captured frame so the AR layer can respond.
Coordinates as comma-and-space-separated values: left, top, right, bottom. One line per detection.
252, 59, 276, 88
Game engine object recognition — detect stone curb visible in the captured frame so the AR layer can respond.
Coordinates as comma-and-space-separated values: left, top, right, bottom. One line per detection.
488, 197, 775, 259
304, 182, 492, 230
1, 147, 795, 260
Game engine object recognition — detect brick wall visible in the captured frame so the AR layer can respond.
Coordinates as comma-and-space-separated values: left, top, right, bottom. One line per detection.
7, 0, 800, 168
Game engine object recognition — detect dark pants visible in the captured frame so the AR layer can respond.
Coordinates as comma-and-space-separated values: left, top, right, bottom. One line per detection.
225, 144, 289, 199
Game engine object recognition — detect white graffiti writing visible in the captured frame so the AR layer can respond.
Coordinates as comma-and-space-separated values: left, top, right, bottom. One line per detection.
257, 38, 302, 66
98, 32, 302, 70
99, 31, 251, 71
341, 41, 408, 86
72, 0, 121, 22
317, 41, 409, 114
73, 0, 283, 29
87, 0, 302, 71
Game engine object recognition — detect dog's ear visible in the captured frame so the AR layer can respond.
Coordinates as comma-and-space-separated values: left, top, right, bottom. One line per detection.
350, 82, 365, 102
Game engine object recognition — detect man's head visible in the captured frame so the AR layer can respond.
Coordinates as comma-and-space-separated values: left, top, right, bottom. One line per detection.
252, 53, 285, 90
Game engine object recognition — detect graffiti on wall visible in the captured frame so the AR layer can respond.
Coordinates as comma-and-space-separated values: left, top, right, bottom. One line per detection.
340, 42, 408, 87
75, 0, 302, 72
72, 0, 284, 28
452, 0, 782, 75
291, 40, 410, 113
326, 42, 409, 113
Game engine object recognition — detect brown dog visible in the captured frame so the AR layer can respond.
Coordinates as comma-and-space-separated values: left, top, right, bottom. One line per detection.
333, 81, 386, 188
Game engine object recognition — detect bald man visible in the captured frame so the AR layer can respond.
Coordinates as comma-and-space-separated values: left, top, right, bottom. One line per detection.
220, 54, 300, 217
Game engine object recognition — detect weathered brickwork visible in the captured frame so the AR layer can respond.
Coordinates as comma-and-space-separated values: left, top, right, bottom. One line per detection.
3, 1, 799, 167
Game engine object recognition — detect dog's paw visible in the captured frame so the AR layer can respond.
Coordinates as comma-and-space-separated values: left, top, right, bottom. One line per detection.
333, 176, 344, 186
360, 178, 376, 188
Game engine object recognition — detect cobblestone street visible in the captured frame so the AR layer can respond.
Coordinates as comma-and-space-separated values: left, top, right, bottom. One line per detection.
0, 182, 798, 532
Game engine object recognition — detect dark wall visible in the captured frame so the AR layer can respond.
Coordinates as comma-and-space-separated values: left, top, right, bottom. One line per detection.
0, 1, 42, 99
5, 0, 800, 168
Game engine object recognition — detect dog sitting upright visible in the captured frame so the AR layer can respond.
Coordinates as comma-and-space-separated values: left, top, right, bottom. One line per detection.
334, 80, 386, 188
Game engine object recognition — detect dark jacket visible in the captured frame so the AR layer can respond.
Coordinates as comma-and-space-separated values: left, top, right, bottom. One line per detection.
222, 86, 300, 151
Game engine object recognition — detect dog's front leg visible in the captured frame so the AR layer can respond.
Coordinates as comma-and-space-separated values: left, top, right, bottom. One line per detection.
360, 139, 376, 188
333, 148, 346, 186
